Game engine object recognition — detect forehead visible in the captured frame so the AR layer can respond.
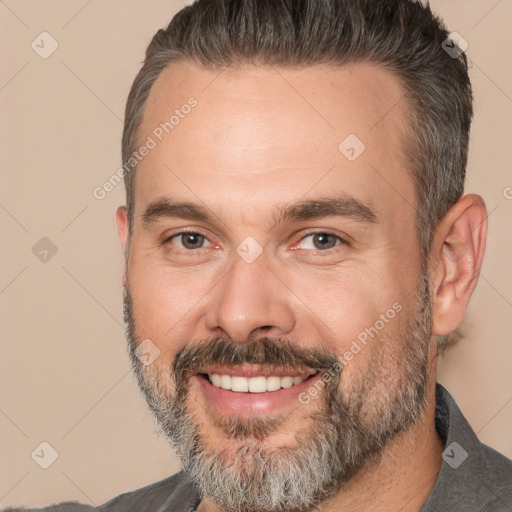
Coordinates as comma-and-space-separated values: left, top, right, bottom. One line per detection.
133, 61, 415, 224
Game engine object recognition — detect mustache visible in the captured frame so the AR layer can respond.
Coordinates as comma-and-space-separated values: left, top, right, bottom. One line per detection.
172, 336, 341, 379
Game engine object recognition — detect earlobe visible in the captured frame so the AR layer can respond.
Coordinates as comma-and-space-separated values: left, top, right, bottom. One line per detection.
430, 194, 487, 336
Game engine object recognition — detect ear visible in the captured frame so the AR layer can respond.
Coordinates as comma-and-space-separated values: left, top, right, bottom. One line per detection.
116, 206, 129, 286
429, 194, 487, 336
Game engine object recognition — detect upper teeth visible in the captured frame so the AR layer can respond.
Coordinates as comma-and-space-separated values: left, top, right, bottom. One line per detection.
208, 374, 306, 393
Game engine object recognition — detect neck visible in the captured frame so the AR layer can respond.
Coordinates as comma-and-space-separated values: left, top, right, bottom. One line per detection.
198, 383, 444, 512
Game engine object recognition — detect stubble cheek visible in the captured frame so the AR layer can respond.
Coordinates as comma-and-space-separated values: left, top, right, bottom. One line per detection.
129, 276, 193, 364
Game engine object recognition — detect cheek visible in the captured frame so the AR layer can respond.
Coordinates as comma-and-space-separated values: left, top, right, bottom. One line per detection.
282, 261, 410, 386
128, 257, 214, 359
286, 264, 402, 342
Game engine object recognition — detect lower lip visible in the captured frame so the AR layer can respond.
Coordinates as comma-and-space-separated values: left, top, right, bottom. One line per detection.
194, 373, 321, 417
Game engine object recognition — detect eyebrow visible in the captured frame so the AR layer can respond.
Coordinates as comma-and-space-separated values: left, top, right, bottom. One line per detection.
141, 195, 378, 230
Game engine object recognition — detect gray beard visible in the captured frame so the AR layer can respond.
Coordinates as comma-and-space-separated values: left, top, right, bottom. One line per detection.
123, 273, 433, 512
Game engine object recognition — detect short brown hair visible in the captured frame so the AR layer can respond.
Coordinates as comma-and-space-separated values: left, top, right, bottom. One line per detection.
123, 0, 472, 264
122, 0, 472, 355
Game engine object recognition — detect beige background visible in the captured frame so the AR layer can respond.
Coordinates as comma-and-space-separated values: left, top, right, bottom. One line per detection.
0, 0, 511, 508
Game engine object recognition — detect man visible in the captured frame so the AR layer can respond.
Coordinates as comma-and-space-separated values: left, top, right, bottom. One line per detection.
9, 0, 512, 511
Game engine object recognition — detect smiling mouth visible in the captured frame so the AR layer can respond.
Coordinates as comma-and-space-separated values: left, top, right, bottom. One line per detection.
192, 366, 321, 416
193, 366, 319, 393
207, 373, 314, 392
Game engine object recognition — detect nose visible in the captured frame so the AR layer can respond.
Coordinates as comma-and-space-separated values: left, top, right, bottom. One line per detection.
205, 252, 296, 343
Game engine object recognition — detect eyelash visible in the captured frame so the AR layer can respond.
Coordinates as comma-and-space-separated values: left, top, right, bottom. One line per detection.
163, 229, 348, 255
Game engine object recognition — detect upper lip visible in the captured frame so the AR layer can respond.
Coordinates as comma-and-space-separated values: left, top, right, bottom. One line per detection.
196, 363, 318, 379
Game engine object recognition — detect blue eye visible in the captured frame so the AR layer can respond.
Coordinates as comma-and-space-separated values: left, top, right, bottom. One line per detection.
297, 232, 345, 251
163, 230, 347, 255
166, 231, 212, 250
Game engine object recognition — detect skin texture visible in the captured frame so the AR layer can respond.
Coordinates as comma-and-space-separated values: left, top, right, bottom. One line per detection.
116, 61, 487, 511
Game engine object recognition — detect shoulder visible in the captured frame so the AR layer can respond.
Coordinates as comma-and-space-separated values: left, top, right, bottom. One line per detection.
1, 503, 95, 511
97, 471, 199, 511
477, 443, 512, 510
422, 384, 512, 512
2, 472, 198, 512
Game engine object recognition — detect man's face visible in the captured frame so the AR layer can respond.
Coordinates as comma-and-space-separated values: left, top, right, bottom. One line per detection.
119, 62, 434, 511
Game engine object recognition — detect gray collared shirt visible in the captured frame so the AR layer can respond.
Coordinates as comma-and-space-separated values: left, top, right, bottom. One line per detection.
7, 383, 512, 512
